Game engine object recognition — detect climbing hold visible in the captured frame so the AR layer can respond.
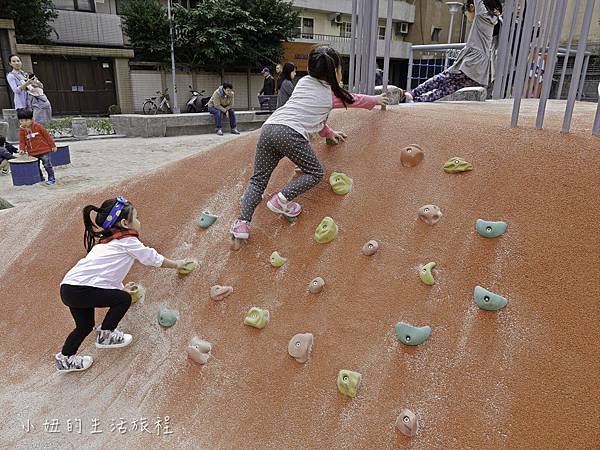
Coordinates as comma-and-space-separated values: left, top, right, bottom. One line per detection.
284, 214, 297, 223
314, 217, 338, 244
197, 210, 218, 229
474, 286, 508, 311
287, 333, 314, 363
177, 259, 198, 275
419, 262, 436, 286
400, 144, 424, 167
309, 277, 325, 294
443, 157, 473, 173
476, 219, 508, 238
395, 322, 431, 346
362, 240, 379, 256
418, 204, 443, 225
325, 137, 339, 145
157, 307, 179, 328
186, 336, 212, 365
395, 409, 418, 437
337, 369, 362, 398
244, 307, 270, 329
210, 285, 234, 301
124, 282, 145, 304
329, 172, 353, 195
269, 251, 287, 268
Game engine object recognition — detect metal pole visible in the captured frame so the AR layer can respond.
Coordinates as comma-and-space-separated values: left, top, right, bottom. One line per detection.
501, 0, 520, 98
526, 0, 551, 98
167, 0, 179, 114
444, 11, 456, 69
562, 0, 596, 133
355, 0, 364, 92
556, 0, 580, 99
511, 0, 537, 127
576, 54, 590, 100
406, 46, 414, 91
506, 0, 526, 98
382, 0, 393, 110
367, 0, 379, 94
492, 0, 515, 99
359, 0, 371, 93
349, 0, 358, 92
536, 0, 567, 129
593, 83, 600, 135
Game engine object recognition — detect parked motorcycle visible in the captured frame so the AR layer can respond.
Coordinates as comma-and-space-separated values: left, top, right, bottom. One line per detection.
186, 86, 210, 113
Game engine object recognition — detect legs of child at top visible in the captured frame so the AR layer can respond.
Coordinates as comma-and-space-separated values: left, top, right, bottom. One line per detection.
36, 153, 55, 182
237, 124, 324, 224
410, 70, 480, 102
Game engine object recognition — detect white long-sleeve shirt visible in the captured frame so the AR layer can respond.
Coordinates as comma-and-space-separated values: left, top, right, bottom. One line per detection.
61, 237, 165, 290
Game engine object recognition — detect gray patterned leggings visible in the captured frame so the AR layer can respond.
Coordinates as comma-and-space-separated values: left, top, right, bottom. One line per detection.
240, 124, 324, 222
410, 70, 480, 102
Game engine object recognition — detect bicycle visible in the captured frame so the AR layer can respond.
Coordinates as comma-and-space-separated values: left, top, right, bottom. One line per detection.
142, 89, 172, 115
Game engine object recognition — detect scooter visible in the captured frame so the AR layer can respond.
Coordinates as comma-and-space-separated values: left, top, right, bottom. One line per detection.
186, 86, 210, 113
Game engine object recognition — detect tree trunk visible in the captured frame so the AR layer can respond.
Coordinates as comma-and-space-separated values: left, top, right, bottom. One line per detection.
0, 196, 14, 210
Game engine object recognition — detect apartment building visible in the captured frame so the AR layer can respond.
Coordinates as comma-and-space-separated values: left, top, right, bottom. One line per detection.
286, 0, 416, 87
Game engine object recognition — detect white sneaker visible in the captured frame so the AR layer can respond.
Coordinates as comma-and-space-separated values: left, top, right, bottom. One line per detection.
95, 327, 132, 348
55, 352, 93, 372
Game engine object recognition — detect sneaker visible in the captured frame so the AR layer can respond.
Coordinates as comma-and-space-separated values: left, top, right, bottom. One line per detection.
403, 91, 414, 103
46, 179, 56, 185
95, 327, 132, 349
267, 193, 302, 218
230, 219, 250, 239
55, 352, 93, 372
216, 129, 224, 136
1, 168, 8, 175
231, 128, 240, 135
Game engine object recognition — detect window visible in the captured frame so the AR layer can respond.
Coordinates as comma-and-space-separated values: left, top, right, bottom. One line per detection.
173, 0, 203, 8
378, 26, 386, 40
340, 22, 352, 38
294, 17, 314, 39
53, 0, 95, 11
431, 27, 442, 42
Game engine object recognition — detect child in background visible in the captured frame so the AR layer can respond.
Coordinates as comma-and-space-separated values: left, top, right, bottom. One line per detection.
403, 0, 502, 102
17, 108, 57, 185
56, 197, 194, 372
230, 45, 388, 242
0, 135, 18, 175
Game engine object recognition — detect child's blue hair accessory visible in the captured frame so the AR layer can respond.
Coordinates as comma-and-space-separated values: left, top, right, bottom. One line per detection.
102, 196, 128, 230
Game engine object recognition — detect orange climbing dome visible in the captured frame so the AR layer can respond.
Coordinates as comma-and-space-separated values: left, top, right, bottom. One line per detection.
0, 103, 599, 448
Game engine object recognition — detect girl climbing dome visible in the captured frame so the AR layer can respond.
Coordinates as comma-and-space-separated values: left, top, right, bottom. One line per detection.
403, 0, 502, 103
56, 197, 194, 372
231, 46, 388, 243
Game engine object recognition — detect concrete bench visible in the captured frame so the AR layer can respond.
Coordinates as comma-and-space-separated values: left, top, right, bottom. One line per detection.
110, 111, 269, 138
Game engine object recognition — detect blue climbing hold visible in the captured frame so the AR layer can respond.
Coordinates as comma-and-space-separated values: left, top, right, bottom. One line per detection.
474, 286, 508, 311
394, 322, 431, 346
476, 219, 507, 238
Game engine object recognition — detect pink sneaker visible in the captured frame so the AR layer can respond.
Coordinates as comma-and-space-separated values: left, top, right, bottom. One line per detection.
231, 219, 250, 239
267, 193, 302, 217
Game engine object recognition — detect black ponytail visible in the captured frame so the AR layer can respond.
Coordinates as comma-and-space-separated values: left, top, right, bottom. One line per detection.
308, 46, 354, 107
82, 198, 134, 253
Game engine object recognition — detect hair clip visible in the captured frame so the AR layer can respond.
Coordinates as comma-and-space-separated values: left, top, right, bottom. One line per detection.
102, 196, 128, 230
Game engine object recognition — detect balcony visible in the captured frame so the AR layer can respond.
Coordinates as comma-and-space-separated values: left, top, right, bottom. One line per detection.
292, 0, 415, 23
50, 10, 124, 47
292, 33, 411, 59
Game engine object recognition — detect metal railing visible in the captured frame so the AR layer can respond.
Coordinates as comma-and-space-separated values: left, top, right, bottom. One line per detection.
406, 43, 466, 91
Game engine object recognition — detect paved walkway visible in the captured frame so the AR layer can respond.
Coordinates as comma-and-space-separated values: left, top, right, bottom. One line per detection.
0, 132, 242, 206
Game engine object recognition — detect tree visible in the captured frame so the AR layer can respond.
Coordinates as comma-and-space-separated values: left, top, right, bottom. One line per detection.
0, 0, 58, 44
120, 0, 170, 62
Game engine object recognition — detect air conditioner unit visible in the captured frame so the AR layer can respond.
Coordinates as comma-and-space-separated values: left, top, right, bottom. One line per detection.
329, 13, 343, 24
396, 22, 409, 35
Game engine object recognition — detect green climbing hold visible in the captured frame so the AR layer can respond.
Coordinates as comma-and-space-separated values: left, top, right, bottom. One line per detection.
157, 307, 179, 327
336, 369, 362, 398
395, 322, 431, 346
269, 251, 287, 268
284, 214, 297, 223
197, 210, 218, 228
474, 286, 508, 311
329, 172, 353, 195
476, 219, 508, 238
325, 137, 339, 145
244, 307, 270, 329
314, 217, 338, 244
177, 259, 199, 275
443, 157, 473, 173
419, 262, 436, 286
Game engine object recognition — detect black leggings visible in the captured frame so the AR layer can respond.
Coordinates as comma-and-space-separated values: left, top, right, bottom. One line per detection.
60, 284, 132, 356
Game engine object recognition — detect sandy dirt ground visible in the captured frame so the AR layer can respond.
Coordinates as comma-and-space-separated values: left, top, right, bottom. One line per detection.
0, 133, 240, 207
0, 100, 598, 449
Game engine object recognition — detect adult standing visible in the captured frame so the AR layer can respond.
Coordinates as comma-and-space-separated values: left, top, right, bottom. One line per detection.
207, 82, 240, 136
6, 54, 52, 125
275, 63, 283, 93
276, 62, 297, 109
259, 67, 275, 96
